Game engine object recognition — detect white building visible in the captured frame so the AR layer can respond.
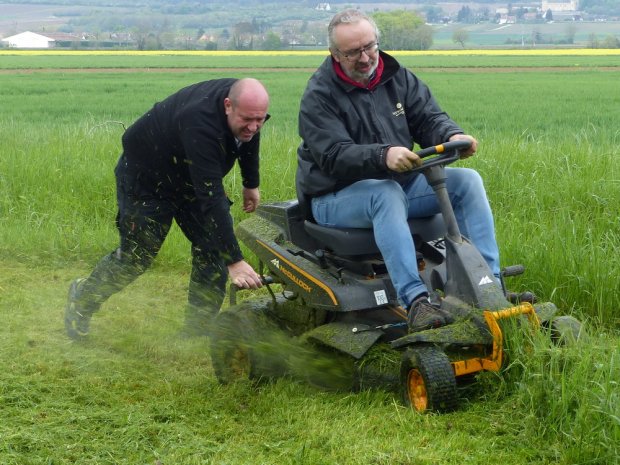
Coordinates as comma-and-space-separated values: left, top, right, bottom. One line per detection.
1, 31, 55, 48
541, 1, 579, 13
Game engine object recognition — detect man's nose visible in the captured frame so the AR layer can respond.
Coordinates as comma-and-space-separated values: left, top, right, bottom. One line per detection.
359, 50, 371, 62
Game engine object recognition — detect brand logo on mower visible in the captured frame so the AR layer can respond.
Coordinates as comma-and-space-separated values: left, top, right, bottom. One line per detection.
271, 258, 312, 292
279, 266, 312, 293
270, 258, 312, 293
478, 275, 494, 286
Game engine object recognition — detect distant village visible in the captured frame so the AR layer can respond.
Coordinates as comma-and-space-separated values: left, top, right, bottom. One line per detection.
1, 1, 617, 50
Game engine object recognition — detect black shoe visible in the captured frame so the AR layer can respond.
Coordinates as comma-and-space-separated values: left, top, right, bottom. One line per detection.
64, 278, 92, 340
407, 296, 451, 333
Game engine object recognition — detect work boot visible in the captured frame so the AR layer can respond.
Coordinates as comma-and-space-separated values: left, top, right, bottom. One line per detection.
407, 295, 451, 333
64, 278, 94, 340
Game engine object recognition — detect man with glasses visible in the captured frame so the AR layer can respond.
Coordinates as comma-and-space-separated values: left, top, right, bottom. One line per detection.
296, 9, 501, 332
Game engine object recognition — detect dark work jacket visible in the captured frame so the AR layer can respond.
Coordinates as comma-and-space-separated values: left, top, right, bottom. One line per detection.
296, 51, 463, 199
119, 78, 261, 264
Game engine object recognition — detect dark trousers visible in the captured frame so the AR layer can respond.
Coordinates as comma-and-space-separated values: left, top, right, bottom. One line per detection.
76, 158, 228, 318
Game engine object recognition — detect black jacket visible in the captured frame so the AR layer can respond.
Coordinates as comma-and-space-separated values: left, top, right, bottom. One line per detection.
296, 51, 462, 198
119, 78, 261, 264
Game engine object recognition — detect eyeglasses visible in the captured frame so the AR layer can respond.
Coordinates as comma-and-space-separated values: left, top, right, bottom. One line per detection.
336, 42, 379, 62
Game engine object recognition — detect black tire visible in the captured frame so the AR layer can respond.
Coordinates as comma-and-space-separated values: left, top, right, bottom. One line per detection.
548, 315, 583, 346
400, 345, 458, 413
209, 298, 289, 384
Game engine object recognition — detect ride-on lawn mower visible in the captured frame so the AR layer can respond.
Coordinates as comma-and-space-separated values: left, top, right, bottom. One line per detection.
210, 140, 582, 412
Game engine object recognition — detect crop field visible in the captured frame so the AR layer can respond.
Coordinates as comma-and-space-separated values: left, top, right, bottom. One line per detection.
0, 50, 618, 464
431, 20, 620, 48
2, 48, 620, 70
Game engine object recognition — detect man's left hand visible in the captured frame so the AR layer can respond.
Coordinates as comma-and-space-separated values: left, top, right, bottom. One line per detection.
228, 260, 263, 289
449, 134, 478, 159
242, 187, 260, 213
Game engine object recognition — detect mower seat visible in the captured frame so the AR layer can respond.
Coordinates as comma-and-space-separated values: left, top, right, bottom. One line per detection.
303, 214, 446, 257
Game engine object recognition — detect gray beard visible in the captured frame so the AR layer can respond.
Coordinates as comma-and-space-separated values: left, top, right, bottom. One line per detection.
344, 61, 379, 84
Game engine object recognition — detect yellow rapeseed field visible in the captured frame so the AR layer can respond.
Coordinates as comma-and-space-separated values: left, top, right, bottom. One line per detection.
1, 48, 620, 56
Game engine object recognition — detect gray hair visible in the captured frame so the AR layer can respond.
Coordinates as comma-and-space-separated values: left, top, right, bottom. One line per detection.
327, 9, 380, 51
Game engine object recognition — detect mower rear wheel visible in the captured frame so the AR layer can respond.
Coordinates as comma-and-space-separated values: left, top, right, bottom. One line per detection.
210, 298, 288, 384
400, 345, 458, 413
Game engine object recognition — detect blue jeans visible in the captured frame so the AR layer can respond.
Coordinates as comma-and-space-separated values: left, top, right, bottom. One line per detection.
311, 168, 500, 308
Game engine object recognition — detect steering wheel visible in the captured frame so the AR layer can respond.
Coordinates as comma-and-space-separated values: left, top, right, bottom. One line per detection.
410, 140, 472, 173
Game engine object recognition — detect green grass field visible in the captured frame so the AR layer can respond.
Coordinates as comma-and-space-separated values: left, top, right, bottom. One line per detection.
0, 52, 618, 464
432, 20, 620, 47
1, 49, 620, 70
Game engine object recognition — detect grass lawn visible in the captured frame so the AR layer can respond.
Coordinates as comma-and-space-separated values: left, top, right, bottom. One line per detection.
0, 52, 618, 464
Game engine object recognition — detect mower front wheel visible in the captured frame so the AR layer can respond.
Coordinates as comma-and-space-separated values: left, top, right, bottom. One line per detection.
400, 345, 458, 413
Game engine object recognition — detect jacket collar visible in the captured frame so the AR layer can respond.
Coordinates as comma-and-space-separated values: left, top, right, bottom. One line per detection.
332, 54, 384, 90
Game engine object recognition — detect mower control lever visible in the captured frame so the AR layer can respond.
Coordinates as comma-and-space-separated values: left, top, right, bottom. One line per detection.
228, 275, 274, 306
501, 265, 525, 277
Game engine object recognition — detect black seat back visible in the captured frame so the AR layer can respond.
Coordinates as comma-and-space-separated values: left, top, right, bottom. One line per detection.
295, 173, 314, 222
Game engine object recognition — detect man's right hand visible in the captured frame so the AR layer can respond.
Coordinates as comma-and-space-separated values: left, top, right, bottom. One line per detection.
386, 146, 423, 173
228, 260, 263, 289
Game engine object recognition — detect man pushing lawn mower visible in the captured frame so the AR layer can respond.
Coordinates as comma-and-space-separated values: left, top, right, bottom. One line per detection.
65, 78, 269, 340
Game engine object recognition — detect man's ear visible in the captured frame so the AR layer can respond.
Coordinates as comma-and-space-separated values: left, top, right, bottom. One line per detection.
224, 97, 233, 115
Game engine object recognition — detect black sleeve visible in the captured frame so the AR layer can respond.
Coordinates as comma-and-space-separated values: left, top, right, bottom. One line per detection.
403, 71, 463, 147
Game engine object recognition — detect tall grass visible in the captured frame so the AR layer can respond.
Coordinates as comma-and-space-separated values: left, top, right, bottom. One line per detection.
0, 57, 618, 464
495, 317, 620, 464
2, 67, 617, 322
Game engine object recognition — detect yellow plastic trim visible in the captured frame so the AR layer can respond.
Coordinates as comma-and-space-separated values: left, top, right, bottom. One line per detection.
452, 303, 540, 376
256, 239, 339, 305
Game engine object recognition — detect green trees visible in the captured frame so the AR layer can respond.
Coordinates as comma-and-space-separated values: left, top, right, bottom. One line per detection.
372, 10, 433, 51
452, 29, 469, 48
262, 31, 283, 50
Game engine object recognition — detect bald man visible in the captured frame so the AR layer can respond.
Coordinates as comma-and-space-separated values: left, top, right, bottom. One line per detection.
65, 78, 270, 339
